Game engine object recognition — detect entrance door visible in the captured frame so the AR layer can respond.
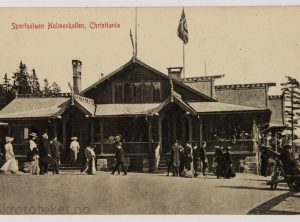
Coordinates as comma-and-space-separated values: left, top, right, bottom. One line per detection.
62, 107, 90, 164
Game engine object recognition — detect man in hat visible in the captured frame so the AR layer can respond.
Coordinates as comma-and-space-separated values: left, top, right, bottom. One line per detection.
280, 144, 300, 175
70, 137, 80, 164
50, 136, 63, 166
111, 141, 127, 175
39, 130, 51, 175
171, 139, 181, 176
49, 136, 62, 174
192, 143, 200, 177
199, 141, 208, 176
260, 145, 271, 177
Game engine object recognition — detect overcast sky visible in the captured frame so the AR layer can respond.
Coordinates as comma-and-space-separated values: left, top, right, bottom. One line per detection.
0, 7, 299, 95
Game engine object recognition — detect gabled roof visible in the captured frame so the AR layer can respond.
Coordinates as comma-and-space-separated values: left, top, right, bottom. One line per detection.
80, 57, 215, 102
0, 97, 70, 119
188, 101, 270, 114
0, 95, 95, 120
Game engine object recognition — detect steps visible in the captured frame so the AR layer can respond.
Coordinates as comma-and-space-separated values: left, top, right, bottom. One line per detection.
156, 154, 169, 172
58, 163, 82, 171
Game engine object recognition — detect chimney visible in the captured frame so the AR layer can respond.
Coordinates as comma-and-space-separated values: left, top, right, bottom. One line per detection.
72, 60, 82, 94
167, 67, 183, 80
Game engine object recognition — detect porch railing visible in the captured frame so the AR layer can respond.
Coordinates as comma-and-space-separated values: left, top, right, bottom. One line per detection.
188, 139, 256, 153
93, 142, 158, 155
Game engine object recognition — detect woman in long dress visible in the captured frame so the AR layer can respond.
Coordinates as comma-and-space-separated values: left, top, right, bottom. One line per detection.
222, 146, 236, 179
81, 144, 96, 175
0, 137, 18, 174
22, 132, 40, 175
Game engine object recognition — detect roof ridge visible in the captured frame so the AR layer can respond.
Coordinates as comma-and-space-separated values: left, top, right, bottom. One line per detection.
215, 83, 276, 89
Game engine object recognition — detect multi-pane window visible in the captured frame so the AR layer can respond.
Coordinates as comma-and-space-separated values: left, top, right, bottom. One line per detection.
143, 82, 152, 103
114, 81, 161, 103
115, 83, 122, 103
124, 83, 133, 103
133, 83, 142, 103
153, 82, 161, 102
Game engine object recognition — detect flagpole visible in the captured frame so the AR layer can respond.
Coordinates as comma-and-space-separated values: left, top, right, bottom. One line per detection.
135, 7, 138, 58
183, 43, 185, 78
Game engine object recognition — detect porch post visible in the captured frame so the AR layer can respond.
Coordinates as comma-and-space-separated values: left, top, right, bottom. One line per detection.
172, 114, 177, 142
147, 117, 152, 153
8, 121, 12, 136
90, 119, 94, 143
187, 116, 193, 142
199, 116, 203, 147
181, 115, 186, 143
167, 115, 172, 144
275, 131, 278, 152
252, 119, 259, 175
158, 116, 162, 154
99, 119, 104, 155
62, 119, 67, 149
53, 120, 58, 137
252, 119, 258, 151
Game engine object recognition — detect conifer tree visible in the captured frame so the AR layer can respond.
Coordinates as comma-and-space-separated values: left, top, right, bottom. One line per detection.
281, 76, 300, 140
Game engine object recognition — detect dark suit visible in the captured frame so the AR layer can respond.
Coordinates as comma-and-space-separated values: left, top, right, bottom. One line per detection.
50, 140, 63, 164
112, 147, 127, 175
199, 147, 207, 175
50, 140, 62, 174
39, 137, 51, 175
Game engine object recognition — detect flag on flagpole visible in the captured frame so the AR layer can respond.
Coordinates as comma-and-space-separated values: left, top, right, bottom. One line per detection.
130, 29, 135, 56
177, 9, 188, 44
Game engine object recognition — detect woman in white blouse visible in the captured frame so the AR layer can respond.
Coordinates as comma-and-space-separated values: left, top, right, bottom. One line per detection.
0, 137, 18, 174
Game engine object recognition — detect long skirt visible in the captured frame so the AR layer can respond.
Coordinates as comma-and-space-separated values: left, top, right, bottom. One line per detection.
84, 158, 96, 175
88, 158, 96, 175
22, 159, 40, 175
0, 158, 18, 173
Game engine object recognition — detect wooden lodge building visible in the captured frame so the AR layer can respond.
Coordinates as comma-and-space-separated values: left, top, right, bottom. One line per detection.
0, 57, 285, 172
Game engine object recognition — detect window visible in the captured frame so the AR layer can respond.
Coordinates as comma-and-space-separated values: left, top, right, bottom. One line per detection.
24, 128, 29, 140
153, 82, 161, 102
124, 83, 133, 103
114, 81, 162, 103
133, 83, 142, 103
115, 83, 123, 103
143, 82, 152, 103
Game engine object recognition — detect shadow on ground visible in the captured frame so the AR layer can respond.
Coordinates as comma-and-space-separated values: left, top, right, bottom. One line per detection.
217, 185, 288, 191
247, 191, 300, 215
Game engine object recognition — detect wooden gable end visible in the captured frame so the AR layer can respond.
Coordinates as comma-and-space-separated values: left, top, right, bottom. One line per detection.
82, 59, 213, 104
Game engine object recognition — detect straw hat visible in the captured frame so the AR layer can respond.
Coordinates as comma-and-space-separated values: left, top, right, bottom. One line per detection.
29, 132, 37, 137
71, 137, 78, 141
5, 137, 14, 143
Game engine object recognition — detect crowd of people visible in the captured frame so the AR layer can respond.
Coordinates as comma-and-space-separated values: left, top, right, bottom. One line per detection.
0, 129, 97, 175
166, 140, 236, 179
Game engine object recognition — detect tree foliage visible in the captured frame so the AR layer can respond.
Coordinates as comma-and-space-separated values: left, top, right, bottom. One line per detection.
0, 61, 62, 107
12, 61, 31, 94
281, 76, 300, 139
